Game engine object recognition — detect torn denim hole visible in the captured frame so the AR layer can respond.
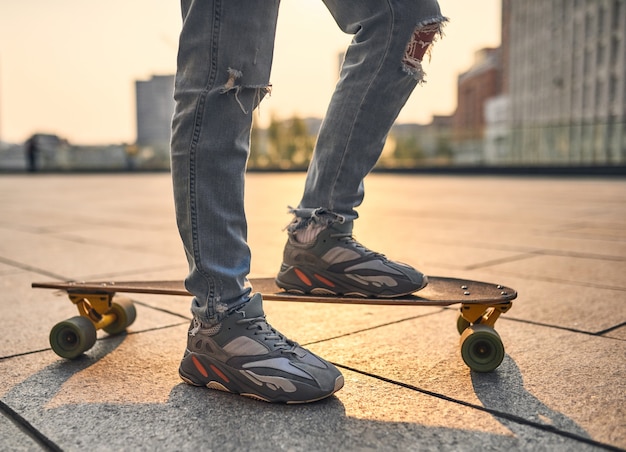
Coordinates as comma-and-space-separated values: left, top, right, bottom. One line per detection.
214, 302, 231, 319
402, 17, 448, 83
220, 67, 272, 114
286, 207, 346, 234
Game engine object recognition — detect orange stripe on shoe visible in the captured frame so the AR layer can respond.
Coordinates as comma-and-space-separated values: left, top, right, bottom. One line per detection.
314, 274, 335, 287
210, 364, 230, 383
191, 355, 209, 378
294, 268, 312, 286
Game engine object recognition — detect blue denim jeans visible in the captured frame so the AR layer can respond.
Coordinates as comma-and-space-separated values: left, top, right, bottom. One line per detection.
171, 0, 446, 324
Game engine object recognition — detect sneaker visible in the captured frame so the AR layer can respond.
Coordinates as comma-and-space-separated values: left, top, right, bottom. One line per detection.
276, 222, 428, 297
179, 293, 344, 404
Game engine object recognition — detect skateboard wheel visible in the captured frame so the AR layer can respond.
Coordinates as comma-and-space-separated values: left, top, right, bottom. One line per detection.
456, 315, 471, 335
460, 325, 505, 372
49, 316, 97, 359
103, 297, 137, 335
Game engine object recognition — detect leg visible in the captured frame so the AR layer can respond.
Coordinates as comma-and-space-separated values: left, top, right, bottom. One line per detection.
300, 0, 447, 220
171, 0, 278, 324
277, 0, 446, 297
171, 0, 343, 403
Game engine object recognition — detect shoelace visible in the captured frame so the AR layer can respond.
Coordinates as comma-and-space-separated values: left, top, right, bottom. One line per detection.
331, 232, 388, 260
237, 316, 299, 354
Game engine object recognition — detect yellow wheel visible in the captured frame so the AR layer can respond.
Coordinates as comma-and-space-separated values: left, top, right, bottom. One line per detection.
50, 316, 97, 359
103, 297, 137, 335
460, 325, 505, 372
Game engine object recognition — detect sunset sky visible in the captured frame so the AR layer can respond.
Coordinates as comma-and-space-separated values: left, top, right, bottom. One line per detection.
0, 0, 501, 145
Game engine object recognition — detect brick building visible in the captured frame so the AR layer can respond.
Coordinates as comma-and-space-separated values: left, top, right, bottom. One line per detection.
453, 48, 502, 163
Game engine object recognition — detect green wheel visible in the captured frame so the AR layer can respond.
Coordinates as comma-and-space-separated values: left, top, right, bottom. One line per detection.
456, 315, 471, 335
103, 297, 136, 335
50, 316, 97, 359
460, 325, 505, 372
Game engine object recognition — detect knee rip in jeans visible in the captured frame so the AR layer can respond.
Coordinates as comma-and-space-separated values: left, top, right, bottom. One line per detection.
220, 68, 272, 114
402, 18, 447, 83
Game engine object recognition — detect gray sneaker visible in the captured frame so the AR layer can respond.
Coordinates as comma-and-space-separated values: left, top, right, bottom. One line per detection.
179, 293, 344, 404
276, 222, 428, 297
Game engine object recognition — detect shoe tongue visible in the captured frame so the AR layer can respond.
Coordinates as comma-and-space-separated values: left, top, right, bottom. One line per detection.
242, 293, 265, 318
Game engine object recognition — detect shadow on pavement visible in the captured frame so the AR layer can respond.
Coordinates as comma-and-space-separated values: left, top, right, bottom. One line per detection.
2, 339, 602, 451
472, 355, 594, 447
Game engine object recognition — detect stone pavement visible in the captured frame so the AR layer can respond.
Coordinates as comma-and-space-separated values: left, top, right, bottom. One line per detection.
0, 172, 624, 451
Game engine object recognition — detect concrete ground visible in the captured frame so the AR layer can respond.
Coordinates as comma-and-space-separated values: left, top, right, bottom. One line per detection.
0, 172, 624, 451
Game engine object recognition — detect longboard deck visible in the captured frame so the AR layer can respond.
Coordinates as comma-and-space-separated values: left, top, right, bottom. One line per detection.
32, 276, 516, 306
35, 276, 517, 370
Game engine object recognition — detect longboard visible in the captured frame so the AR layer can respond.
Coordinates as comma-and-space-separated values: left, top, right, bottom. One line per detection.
33, 276, 516, 372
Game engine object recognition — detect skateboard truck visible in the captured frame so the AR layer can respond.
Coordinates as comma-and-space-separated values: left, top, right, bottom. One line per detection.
456, 300, 513, 373
68, 291, 118, 331
47, 288, 137, 360
458, 300, 513, 329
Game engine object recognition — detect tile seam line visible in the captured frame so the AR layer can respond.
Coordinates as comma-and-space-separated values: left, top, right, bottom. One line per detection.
0, 399, 62, 452
0, 256, 69, 280
429, 238, 626, 262
499, 315, 626, 340
494, 272, 626, 292
302, 309, 446, 346
0, 322, 189, 361
331, 363, 625, 452
0, 255, 182, 283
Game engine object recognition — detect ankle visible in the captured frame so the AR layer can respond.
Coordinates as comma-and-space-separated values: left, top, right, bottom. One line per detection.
293, 223, 325, 244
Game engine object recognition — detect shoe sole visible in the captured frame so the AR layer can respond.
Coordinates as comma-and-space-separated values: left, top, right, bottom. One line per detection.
276, 265, 428, 298
179, 353, 344, 404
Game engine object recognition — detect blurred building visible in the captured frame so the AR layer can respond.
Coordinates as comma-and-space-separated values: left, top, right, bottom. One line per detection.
135, 75, 175, 168
500, 0, 625, 165
454, 0, 626, 166
484, 95, 510, 163
453, 48, 502, 163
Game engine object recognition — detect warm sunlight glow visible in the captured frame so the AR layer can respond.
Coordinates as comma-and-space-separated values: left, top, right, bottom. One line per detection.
0, 0, 500, 144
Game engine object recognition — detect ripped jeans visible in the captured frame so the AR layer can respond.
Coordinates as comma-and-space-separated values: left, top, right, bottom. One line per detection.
171, 0, 446, 324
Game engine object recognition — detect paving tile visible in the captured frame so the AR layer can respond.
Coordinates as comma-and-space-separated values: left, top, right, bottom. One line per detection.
0, 228, 175, 281
606, 325, 626, 340
0, 325, 601, 452
263, 299, 442, 346
0, 413, 42, 452
1, 271, 189, 359
489, 254, 626, 289
355, 175, 626, 262
46, 224, 185, 261
315, 308, 626, 449
0, 261, 22, 277
502, 323, 626, 448
1, 173, 625, 451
